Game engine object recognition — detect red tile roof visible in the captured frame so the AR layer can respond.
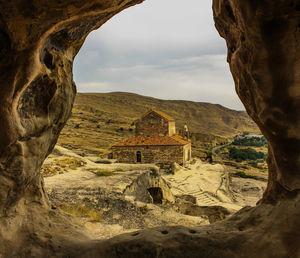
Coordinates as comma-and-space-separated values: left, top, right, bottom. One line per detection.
112, 136, 190, 147
151, 110, 174, 121
133, 110, 175, 123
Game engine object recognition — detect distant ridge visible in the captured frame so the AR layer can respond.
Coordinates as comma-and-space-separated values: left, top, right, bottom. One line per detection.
73, 92, 259, 137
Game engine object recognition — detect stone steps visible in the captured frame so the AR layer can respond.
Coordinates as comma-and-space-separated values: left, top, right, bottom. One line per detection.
178, 188, 220, 206
165, 178, 221, 206
196, 192, 219, 206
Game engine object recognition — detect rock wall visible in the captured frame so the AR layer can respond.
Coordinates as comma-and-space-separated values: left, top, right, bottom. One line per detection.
0, 0, 299, 257
213, 0, 300, 201
0, 0, 143, 216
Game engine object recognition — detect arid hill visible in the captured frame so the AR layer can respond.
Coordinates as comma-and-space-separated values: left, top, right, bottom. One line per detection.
57, 92, 259, 155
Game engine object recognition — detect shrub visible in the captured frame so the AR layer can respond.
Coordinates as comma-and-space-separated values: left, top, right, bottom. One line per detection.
229, 147, 266, 161
91, 169, 115, 176
235, 171, 258, 179
248, 161, 258, 168
232, 136, 268, 147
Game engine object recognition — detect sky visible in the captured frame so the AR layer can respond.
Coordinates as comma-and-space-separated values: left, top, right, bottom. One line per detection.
73, 0, 244, 110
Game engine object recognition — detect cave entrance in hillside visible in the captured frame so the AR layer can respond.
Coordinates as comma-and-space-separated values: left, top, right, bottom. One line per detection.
148, 187, 163, 204
136, 151, 142, 163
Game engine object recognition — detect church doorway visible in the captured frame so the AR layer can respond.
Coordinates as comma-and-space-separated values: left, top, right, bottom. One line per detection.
136, 151, 142, 163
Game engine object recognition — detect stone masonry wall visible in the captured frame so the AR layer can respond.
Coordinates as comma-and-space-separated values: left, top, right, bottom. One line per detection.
183, 143, 192, 163
112, 145, 184, 166
135, 112, 170, 136
168, 121, 176, 136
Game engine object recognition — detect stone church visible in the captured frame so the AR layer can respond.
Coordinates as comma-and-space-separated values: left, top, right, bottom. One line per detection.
112, 110, 191, 167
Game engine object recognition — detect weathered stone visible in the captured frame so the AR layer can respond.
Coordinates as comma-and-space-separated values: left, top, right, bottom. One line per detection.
0, 0, 299, 257
135, 110, 176, 137
213, 0, 300, 196
171, 162, 182, 174
46, 168, 178, 228
112, 145, 187, 167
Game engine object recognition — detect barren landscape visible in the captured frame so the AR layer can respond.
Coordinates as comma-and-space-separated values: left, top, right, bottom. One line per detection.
43, 143, 266, 239
37, 92, 269, 240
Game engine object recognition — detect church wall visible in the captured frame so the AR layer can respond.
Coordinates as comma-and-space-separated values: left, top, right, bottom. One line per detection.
168, 121, 176, 136
135, 112, 170, 137
112, 145, 185, 167
183, 143, 192, 163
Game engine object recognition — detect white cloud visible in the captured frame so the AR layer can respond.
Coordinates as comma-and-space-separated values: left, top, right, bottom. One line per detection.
79, 82, 114, 92
74, 0, 244, 110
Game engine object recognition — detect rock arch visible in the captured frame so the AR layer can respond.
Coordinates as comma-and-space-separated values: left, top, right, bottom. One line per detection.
0, 0, 299, 257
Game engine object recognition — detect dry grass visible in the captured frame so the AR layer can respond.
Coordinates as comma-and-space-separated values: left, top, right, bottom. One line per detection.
60, 204, 103, 222
55, 157, 86, 170
87, 167, 124, 176
41, 157, 86, 177
87, 168, 115, 176
40, 163, 61, 177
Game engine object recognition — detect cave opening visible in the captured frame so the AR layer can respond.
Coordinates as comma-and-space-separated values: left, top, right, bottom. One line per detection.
148, 187, 163, 204
0, 0, 298, 256
48, 0, 267, 233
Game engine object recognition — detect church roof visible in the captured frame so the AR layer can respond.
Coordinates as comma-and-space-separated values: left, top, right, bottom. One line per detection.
112, 135, 189, 147
151, 110, 174, 121
133, 109, 175, 123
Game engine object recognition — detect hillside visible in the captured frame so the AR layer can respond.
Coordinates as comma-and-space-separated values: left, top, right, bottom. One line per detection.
57, 92, 259, 155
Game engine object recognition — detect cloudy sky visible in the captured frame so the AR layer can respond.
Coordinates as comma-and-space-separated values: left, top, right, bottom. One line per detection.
73, 0, 244, 110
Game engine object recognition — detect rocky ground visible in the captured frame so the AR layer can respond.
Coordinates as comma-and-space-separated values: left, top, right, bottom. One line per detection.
43, 145, 266, 240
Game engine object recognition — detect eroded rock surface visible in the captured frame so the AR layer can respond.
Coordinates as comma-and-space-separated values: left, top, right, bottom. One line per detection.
0, 0, 299, 257
44, 152, 240, 234
214, 0, 300, 198
45, 164, 210, 234
0, 0, 144, 216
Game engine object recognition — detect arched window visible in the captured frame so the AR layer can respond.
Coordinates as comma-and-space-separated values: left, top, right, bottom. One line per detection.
136, 151, 142, 163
